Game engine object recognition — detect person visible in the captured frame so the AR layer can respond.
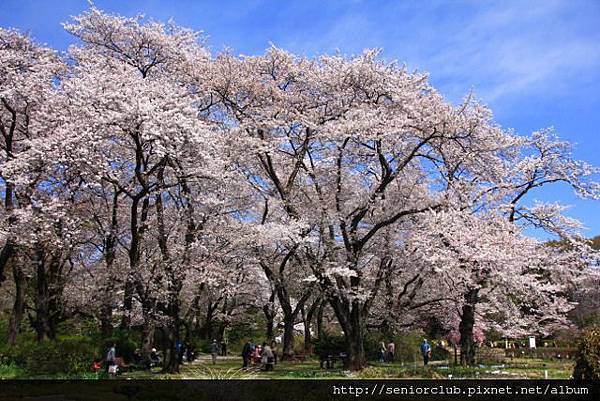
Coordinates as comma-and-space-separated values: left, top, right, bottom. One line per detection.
220, 340, 227, 356
176, 341, 185, 365
186, 343, 196, 362
420, 339, 431, 366
379, 341, 386, 363
242, 339, 253, 369
253, 344, 262, 365
210, 339, 220, 365
105, 343, 116, 374
387, 340, 396, 363
261, 342, 275, 371
150, 347, 161, 367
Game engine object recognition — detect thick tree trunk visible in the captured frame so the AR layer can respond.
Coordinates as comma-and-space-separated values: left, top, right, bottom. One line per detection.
344, 302, 367, 370
161, 286, 182, 374
161, 326, 180, 373
330, 296, 367, 370
8, 263, 25, 344
32, 248, 57, 342
459, 289, 478, 366
281, 315, 295, 360
141, 320, 155, 365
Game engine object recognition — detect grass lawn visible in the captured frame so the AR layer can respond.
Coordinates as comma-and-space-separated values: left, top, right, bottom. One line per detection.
119, 354, 575, 380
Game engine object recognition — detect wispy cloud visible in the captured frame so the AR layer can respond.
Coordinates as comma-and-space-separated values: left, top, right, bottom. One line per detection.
276, 0, 600, 105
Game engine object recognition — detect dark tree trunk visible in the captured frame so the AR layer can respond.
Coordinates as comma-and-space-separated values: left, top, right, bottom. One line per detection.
330, 296, 367, 370
302, 307, 312, 353
8, 263, 25, 344
100, 189, 119, 336
316, 299, 326, 339
200, 301, 218, 340
0, 240, 13, 286
343, 302, 367, 370
32, 247, 57, 341
302, 298, 319, 353
459, 289, 478, 366
281, 315, 295, 360
120, 280, 134, 329
100, 299, 113, 337
263, 290, 276, 342
141, 320, 155, 366
161, 318, 180, 373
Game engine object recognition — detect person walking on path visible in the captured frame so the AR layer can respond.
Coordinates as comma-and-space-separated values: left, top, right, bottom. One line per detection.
387, 340, 396, 363
242, 339, 253, 369
420, 339, 431, 366
210, 339, 220, 365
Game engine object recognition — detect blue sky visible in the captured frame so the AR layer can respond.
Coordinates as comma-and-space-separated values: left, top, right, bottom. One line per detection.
2, 0, 599, 238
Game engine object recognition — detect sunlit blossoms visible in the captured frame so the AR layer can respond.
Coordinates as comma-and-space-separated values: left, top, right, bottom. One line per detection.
1, 6, 598, 372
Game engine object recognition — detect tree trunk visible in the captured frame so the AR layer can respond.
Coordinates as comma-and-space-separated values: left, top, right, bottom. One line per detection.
141, 320, 155, 365
459, 289, 478, 366
0, 240, 13, 286
303, 299, 319, 353
32, 247, 57, 341
120, 279, 134, 329
100, 298, 113, 336
316, 299, 326, 339
330, 296, 367, 370
8, 263, 25, 344
281, 315, 295, 360
100, 189, 119, 336
263, 290, 276, 342
161, 326, 180, 374
302, 306, 312, 353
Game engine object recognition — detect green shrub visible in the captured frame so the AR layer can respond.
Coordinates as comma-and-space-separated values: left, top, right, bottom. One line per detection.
573, 325, 600, 380
25, 336, 97, 375
99, 330, 138, 362
0, 336, 97, 376
393, 331, 425, 363
0, 363, 25, 379
312, 333, 346, 356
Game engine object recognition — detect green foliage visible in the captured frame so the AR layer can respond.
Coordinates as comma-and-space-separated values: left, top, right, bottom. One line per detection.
573, 325, 600, 380
226, 308, 268, 353
312, 333, 346, 356
0, 363, 25, 379
0, 336, 97, 376
98, 329, 138, 362
195, 338, 214, 354
392, 331, 425, 362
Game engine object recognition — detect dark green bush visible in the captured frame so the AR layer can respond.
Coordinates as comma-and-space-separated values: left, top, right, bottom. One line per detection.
99, 330, 138, 362
0, 336, 97, 376
312, 333, 346, 356
573, 325, 600, 380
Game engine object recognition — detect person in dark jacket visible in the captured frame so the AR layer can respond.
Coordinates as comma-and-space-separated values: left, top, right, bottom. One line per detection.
242, 339, 253, 369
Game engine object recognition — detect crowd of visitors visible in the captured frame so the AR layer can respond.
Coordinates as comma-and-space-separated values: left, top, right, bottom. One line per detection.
242, 339, 278, 371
